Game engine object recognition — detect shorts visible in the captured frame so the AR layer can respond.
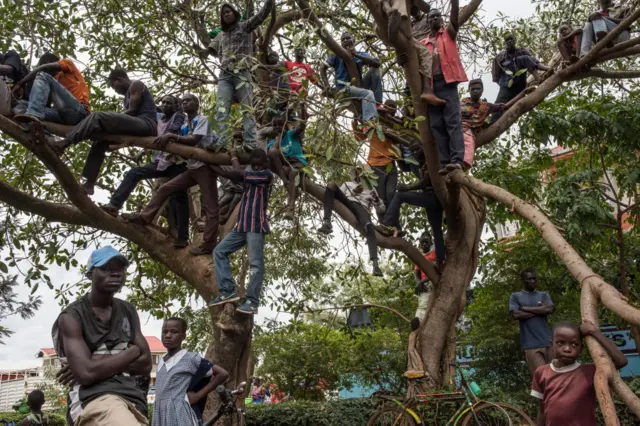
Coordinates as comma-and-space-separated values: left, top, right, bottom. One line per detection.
463, 128, 475, 169
524, 346, 552, 376
285, 157, 306, 170
75, 394, 148, 426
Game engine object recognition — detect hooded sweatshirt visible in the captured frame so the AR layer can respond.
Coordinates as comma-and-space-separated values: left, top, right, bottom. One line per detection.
216, 0, 274, 72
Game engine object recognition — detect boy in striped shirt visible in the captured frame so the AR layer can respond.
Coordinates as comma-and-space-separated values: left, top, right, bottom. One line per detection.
208, 149, 273, 315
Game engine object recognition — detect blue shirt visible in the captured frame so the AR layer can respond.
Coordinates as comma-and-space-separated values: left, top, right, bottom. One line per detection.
235, 169, 273, 234
326, 51, 369, 88
267, 129, 308, 166
509, 290, 553, 350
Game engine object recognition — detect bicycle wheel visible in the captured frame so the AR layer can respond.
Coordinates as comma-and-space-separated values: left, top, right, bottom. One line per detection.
367, 405, 418, 426
461, 402, 535, 426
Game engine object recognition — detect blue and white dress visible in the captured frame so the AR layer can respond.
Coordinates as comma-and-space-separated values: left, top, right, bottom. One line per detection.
152, 350, 212, 426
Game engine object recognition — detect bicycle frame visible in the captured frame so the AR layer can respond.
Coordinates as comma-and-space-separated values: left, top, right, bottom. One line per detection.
378, 366, 485, 426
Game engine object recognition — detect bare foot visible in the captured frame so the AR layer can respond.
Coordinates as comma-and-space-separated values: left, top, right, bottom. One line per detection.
420, 93, 446, 107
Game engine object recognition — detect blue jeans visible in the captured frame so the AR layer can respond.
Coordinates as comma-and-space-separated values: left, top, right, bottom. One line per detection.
362, 67, 383, 103
581, 17, 630, 57
216, 70, 257, 149
341, 86, 378, 121
14, 72, 88, 125
214, 231, 265, 304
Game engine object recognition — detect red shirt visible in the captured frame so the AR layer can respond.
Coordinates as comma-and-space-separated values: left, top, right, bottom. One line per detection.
531, 362, 597, 426
284, 60, 318, 93
421, 26, 468, 84
414, 250, 437, 281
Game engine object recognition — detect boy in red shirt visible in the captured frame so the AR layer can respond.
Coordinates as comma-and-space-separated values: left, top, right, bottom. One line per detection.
531, 320, 628, 426
284, 47, 319, 96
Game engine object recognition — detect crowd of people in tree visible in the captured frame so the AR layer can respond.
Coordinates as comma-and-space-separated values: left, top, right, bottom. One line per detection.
0, 0, 635, 424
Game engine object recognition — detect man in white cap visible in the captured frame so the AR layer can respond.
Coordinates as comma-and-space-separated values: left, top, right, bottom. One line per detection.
52, 246, 151, 425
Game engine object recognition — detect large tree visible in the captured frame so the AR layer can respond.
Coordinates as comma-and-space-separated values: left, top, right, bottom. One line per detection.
2, 0, 640, 423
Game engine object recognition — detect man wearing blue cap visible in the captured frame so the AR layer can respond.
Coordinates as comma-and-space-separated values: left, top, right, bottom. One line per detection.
52, 246, 151, 425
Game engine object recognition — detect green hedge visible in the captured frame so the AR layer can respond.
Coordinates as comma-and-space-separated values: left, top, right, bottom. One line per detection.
245, 398, 376, 426
0, 412, 65, 426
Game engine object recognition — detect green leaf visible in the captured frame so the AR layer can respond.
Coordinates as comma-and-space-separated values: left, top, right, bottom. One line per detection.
0, 262, 7, 273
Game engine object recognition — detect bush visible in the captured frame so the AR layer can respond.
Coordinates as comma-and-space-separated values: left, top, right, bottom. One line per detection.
0, 412, 65, 426
245, 398, 376, 426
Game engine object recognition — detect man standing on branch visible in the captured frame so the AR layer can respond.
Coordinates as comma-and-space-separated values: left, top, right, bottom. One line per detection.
320, 32, 382, 122
49, 69, 158, 195
421, 2, 468, 174
209, 149, 273, 315
52, 246, 151, 425
122, 94, 220, 256
509, 267, 555, 376
211, 0, 275, 150
460, 79, 533, 170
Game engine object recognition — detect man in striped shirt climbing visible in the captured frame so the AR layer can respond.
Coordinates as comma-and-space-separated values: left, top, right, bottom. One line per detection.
208, 149, 273, 315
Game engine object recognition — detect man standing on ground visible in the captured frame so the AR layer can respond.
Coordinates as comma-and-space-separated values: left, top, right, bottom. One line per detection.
52, 246, 151, 425
509, 267, 555, 376
49, 69, 158, 195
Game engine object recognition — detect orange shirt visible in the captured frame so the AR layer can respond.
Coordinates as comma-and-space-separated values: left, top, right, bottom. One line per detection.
353, 122, 400, 167
55, 59, 90, 111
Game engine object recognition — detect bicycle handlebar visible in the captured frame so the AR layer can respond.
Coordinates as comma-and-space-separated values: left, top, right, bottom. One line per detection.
216, 385, 230, 403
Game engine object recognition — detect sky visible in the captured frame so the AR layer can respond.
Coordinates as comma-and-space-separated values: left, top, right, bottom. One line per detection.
0, 0, 537, 370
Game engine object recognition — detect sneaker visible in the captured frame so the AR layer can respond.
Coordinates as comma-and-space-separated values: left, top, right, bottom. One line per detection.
208, 292, 240, 307
371, 260, 383, 277
236, 300, 259, 315
317, 219, 333, 235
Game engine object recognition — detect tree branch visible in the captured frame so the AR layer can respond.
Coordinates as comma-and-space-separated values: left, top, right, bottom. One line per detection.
572, 68, 640, 80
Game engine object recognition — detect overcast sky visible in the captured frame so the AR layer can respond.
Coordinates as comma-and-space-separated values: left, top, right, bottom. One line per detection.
0, 0, 537, 370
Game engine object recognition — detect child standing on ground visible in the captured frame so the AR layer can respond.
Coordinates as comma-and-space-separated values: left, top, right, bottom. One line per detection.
152, 318, 229, 426
21, 390, 49, 426
531, 320, 628, 426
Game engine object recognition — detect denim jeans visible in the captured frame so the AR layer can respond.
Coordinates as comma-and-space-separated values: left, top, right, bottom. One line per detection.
214, 231, 265, 304
429, 77, 465, 168
362, 67, 383, 103
342, 86, 378, 121
110, 162, 189, 242
581, 17, 630, 56
14, 72, 88, 125
383, 190, 445, 262
216, 70, 257, 149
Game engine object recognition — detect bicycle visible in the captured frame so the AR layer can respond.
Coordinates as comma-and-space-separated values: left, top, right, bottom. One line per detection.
367, 363, 535, 426
203, 381, 247, 426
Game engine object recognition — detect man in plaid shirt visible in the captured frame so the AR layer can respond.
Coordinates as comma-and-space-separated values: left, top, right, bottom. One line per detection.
209, 0, 275, 151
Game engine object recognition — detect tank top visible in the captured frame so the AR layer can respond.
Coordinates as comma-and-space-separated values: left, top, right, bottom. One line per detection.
124, 81, 157, 123
51, 294, 148, 422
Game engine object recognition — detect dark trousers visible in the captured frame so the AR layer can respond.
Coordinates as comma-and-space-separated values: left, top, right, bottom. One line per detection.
323, 186, 378, 261
71, 112, 157, 184
111, 162, 189, 242
429, 77, 465, 168
141, 166, 219, 251
371, 162, 398, 209
383, 191, 445, 262
490, 77, 527, 123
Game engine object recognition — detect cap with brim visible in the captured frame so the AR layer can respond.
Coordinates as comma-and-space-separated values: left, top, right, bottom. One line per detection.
87, 245, 130, 271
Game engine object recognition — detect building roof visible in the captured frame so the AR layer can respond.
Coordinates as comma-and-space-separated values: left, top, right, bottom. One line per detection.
38, 336, 166, 358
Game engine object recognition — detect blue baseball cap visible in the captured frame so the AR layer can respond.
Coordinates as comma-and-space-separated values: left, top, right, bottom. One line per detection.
87, 246, 129, 271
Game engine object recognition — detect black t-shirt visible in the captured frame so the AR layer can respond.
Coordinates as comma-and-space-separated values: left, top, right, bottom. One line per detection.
52, 294, 148, 424
1, 50, 31, 96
